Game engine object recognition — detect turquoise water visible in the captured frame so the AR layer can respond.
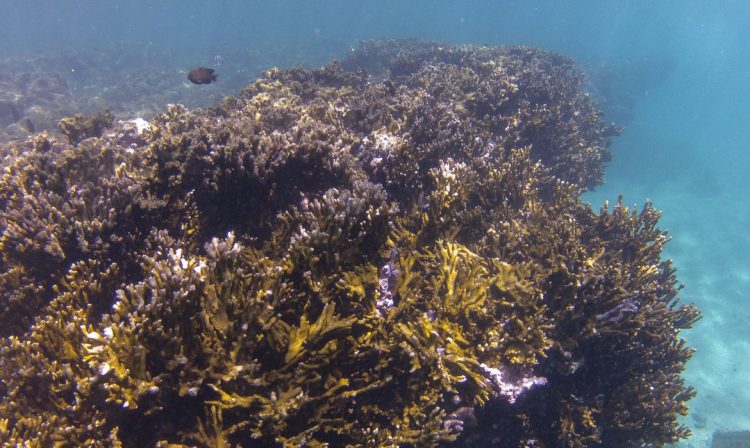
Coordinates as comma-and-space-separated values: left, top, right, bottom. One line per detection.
2, 1, 748, 446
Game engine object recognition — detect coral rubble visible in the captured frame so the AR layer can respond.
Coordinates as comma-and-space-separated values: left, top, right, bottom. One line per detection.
0, 40, 699, 447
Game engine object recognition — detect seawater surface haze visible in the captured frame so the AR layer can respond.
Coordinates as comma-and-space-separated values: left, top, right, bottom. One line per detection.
2, 1, 749, 446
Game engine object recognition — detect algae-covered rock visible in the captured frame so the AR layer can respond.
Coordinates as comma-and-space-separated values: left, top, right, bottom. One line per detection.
58, 109, 115, 144
0, 40, 699, 447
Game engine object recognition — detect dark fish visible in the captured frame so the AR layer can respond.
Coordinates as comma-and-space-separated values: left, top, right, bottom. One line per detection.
20, 118, 35, 133
187, 67, 218, 85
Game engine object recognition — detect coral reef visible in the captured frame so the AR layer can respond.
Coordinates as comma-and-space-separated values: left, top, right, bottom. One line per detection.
58, 109, 115, 144
0, 40, 350, 145
0, 40, 699, 447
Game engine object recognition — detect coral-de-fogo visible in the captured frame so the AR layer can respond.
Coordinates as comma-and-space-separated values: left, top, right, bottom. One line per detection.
0, 40, 700, 447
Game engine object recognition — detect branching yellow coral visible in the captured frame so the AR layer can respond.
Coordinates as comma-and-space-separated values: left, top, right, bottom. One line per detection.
0, 40, 698, 447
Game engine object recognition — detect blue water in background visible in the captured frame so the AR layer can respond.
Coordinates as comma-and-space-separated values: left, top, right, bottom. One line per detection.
2, 1, 748, 446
